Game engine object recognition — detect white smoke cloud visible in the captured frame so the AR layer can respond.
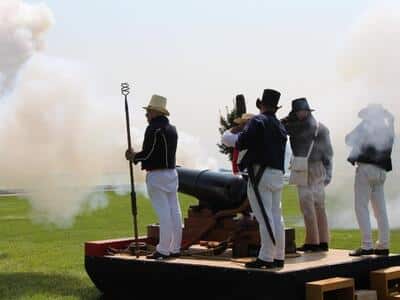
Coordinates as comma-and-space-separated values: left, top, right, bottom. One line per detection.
0, 1, 215, 227
0, 0, 53, 94
326, 1, 400, 229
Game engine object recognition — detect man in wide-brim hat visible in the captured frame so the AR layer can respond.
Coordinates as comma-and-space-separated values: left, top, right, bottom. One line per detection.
346, 103, 394, 257
126, 94, 182, 260
281, 98, 333, 253
236, 89, 288, 269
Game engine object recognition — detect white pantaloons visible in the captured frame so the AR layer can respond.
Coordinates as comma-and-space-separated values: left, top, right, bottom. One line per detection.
146, 169, 182, 255
354, 163, 389, 250
247, 166, 285, 262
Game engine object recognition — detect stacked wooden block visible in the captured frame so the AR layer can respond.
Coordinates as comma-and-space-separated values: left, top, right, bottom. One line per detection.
305, 266, 400, 300
371, 266, 400, 300
306, 277, 355, 300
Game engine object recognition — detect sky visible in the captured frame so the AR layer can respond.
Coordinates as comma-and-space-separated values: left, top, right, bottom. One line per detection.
24, 0, 377, 165
4, 0, 399, 227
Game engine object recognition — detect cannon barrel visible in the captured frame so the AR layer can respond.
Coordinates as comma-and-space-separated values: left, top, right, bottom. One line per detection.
177, 167, 247, 211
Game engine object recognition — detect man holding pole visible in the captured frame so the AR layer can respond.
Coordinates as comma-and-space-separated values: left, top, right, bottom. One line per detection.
126, 94, 182, 260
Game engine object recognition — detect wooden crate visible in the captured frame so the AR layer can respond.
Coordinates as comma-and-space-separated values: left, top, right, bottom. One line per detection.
371, 267, 400, 300
306, 277, 354, 300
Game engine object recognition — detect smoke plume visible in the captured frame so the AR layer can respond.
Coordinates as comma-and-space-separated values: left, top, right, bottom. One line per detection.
0, 0, 53, 95
325, 2, 400, 228
0, 1, 215, 227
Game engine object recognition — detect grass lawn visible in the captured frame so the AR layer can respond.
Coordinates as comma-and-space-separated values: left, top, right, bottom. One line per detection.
0, 187, 399, 299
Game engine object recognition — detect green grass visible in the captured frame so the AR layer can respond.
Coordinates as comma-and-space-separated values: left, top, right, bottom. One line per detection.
0, 188, 399, 299
0, 193, 196, 300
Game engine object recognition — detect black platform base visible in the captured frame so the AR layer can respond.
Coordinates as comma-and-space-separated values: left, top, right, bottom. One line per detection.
85, 249, 400, 300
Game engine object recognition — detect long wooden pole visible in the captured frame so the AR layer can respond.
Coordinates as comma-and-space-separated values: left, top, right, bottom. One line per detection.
121, 82, 139, 258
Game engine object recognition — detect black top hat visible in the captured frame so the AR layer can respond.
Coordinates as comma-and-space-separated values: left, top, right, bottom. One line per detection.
235, 94, 247, 116
291, 98, 314, 112
256, 89, 281, 109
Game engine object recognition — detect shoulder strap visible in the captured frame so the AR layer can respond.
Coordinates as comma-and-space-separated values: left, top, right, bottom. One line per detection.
306, 122, 320, 158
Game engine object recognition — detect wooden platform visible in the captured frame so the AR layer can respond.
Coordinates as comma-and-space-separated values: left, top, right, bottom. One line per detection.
109, 249, 386, 274
85, 239, 400, 300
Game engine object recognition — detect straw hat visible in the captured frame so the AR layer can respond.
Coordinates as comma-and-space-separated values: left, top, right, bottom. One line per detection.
234, 113, 254, 125
143, 94, 170, 116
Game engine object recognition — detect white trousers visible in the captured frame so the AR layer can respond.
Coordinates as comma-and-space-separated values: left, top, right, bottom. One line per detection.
354, 163, 389, 250
146, 169, 183, 255
247, 167, 285, 262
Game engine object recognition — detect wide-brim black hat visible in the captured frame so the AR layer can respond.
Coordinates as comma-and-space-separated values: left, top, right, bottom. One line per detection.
256, 89, 282, 109
291, 98, 314, 113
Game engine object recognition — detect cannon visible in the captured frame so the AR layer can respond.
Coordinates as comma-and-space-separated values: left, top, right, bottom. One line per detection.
177, 167, 247, 212
146, 167, 297, 257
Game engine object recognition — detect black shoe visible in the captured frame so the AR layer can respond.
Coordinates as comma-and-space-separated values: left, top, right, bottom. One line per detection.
169, 252, 181, 258
318, 243, 329, 252
146, 251, 170, 260
296, 244, 311, 251
349, 248, 374, 257
297, 244, 320, 252
245, 258, 276, 269
374, 249, 389, 256
274, 259, 284, 268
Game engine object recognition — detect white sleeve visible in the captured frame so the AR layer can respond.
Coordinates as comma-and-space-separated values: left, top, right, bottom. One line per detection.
221, 130, 238, 147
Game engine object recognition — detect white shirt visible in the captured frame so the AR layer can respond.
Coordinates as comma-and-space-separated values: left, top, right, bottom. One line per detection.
221, 130, 239, 148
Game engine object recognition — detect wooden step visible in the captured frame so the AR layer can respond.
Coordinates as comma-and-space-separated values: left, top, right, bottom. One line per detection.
306, 277, 354, 300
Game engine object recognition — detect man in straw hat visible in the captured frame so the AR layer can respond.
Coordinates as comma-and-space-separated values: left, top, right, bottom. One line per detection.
346, 104, 394, 257
236, 89, 287, 269
281, 98, 333, 253
126, 94, 182, 260
221, 113, 254, 174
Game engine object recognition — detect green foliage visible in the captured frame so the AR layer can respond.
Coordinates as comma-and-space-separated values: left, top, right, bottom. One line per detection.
217, 105, 238, 162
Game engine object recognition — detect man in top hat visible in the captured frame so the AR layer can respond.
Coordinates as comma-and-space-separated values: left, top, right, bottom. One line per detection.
346, 104, 394, 256
221, 113, 254, 174
126, 94, 182, 260
236, 89, 287, 269
281, 98, 333, 252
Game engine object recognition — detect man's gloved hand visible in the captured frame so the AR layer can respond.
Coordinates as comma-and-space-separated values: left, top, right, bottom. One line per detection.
125, 148, 136, 161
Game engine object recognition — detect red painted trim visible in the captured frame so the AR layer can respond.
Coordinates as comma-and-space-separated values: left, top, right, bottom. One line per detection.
85, 236, 148, 257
